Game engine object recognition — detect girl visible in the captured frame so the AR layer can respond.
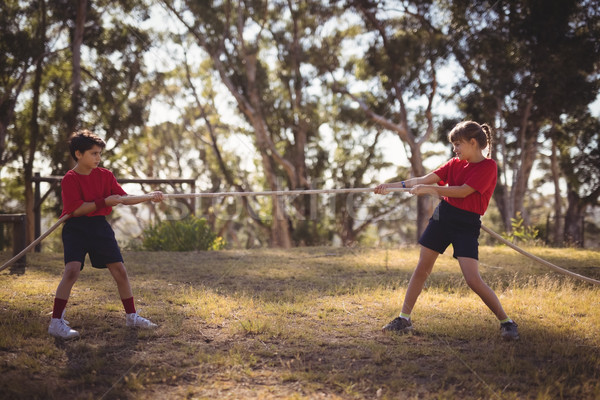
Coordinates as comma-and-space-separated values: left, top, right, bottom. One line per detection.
374, 121, 519, 340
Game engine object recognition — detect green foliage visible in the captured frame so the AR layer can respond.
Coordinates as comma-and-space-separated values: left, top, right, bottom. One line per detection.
141, 215, 225, 251
503, 212, 540, 245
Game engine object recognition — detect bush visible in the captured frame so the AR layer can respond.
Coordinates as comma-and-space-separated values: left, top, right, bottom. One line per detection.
502, 212, 540, 245
141, 216, 225, 251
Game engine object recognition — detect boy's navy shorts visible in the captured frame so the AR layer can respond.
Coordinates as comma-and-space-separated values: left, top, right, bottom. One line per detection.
62, 216, 123, 270
418, 200, 482, 260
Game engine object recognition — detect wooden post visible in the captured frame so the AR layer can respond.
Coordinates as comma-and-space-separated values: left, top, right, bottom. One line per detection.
0, 214, 27, 270
34, 172, 41, 252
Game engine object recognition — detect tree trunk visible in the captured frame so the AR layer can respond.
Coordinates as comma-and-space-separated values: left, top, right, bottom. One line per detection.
23, 0, 47, 244
66, 0, 86, 168
408, 145, 432, 239
491, 103, 513, 232
563, 189, 585, 247
550, 137, 562, 246
512, 134, 538, 224
511, 97, 537, 225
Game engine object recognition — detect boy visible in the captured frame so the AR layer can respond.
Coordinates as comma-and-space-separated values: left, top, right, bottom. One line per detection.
49, 130, 164, 339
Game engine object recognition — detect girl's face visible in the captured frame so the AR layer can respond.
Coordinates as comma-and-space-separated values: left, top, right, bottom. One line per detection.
75, 145, 103, 172
452, 138, 480, 162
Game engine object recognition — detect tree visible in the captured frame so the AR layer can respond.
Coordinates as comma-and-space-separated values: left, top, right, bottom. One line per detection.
6, 0, 159, 244
556, 111, 600, 246
163, 0, 346, 247
0, 1, 44, 168
330, 0, 450, 238
448, 0, 600, 232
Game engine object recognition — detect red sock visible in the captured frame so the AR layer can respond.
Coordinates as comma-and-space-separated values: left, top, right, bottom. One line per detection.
121, 297, 136, 314
52, 298, 68, 319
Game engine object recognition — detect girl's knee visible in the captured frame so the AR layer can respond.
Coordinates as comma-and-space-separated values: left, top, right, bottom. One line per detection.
464, 275, 484, 290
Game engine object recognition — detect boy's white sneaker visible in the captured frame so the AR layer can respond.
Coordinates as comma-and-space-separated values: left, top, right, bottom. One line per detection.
48, 318, 79, 339
126, 312, 157, 328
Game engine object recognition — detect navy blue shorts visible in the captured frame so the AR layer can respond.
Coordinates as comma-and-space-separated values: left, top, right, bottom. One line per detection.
62, 216, 123, 270
418, 201, 481, 260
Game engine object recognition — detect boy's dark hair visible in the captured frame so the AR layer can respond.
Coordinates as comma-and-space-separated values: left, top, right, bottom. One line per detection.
69, 130, 106, 161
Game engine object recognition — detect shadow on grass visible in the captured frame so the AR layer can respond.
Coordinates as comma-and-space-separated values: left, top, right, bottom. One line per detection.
0, 305, 154, 400
1, 247, 599, 399
119, 248, 600, 399
160, 302, 600, 399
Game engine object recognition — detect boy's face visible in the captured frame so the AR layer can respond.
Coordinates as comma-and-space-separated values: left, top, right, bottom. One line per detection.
75, 145, 102, 170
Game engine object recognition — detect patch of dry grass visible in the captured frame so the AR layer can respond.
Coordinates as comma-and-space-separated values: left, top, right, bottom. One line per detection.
1, 246, 599, 399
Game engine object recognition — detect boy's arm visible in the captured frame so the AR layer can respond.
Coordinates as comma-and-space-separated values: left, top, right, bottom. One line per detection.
119, 191, 164, 205
70, 195, 124, 217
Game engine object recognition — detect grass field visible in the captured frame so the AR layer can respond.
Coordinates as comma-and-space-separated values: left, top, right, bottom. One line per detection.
1, 245, 599, 399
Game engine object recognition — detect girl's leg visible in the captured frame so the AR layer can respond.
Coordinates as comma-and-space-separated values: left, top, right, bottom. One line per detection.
401, 246, 439, 315
457, 257, 508, 320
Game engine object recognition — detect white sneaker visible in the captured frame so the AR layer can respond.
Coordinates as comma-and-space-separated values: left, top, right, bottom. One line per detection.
126, 313, 157, 328
48, 318, 79, 339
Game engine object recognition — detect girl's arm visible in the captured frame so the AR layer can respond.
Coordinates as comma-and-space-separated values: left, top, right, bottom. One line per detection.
410, 183, 476, 198
374, 172, 441, 194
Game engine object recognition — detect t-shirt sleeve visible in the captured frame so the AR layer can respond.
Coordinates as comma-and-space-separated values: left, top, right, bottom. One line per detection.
432, 158, 454, 186
465, 159, 497, 194
110, 173, 127, 196
61, 174, 84, 216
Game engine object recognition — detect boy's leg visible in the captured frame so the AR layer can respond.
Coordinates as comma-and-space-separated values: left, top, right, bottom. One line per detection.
106, 261, 133, 300
107, 261, 157, 328
49, 262, 81, 339
401, 246, 439, 315
53, 262, 82, 314
457, 257, 508, 320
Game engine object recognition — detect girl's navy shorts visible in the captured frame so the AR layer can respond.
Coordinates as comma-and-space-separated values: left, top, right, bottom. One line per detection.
62, 216, 123, 269
418, 200, 482, 260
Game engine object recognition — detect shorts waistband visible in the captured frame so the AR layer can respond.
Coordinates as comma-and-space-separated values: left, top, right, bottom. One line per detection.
434, 200, 480, 224
64, 215, 107, 225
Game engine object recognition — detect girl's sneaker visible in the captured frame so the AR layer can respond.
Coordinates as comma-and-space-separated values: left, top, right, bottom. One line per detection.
500, 321, 519, 340
48, 318, 79, 339
382, 316, 413, 333
126, 312, 157, 328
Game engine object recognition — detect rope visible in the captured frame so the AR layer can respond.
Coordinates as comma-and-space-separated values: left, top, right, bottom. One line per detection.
480, 224, 600, 285
0, 187, 403, 271
2, 187, 598, 286
124, 187, 410, 201
0, 213, 71, 273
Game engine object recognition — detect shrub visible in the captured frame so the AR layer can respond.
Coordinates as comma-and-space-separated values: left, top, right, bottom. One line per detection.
502, 212, 540, 245
141, 216, 225, 251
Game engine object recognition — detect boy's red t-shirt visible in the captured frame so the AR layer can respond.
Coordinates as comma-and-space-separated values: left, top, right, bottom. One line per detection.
433, 157, 497, 215
60, 167, 127, 217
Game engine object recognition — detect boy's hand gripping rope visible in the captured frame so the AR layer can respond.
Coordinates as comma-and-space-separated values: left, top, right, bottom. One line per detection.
1, 187, 599, 286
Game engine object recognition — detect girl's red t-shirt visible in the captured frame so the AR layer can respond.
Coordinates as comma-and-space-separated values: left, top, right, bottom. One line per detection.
60, 167, 127, 218
433, 157, 497, 215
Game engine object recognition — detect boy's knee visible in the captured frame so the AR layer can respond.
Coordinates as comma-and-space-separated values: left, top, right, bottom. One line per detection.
108, 263, 128, 280
63, 265, 81, 282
